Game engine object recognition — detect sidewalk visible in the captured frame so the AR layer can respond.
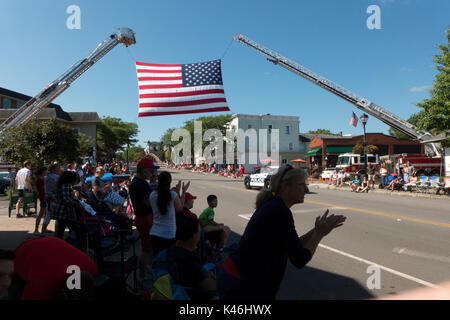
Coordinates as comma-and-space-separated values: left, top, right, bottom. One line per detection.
0, 210, 57, 251
309, 181, 450, 201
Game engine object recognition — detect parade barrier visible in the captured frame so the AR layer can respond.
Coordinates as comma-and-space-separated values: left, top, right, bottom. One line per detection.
8, 190, 37, 218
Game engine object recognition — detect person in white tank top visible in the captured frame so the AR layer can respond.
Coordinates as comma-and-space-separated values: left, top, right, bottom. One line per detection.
149, 171, 190, 256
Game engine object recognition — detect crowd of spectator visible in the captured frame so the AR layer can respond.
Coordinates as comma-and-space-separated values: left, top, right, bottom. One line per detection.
325, 160, 449, 195
168, 162, 246, 179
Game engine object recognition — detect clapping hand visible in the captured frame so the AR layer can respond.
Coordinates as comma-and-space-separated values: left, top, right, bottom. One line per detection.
175, 180, 182, 195
182, 181, 190, 193
314, 209, 346, 237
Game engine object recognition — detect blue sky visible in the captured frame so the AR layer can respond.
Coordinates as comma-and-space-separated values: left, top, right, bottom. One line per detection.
1, 0, 449, 146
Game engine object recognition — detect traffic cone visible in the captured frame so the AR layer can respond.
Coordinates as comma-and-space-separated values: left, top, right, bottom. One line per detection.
310, 177, 313, 184
325, 178, 327, 184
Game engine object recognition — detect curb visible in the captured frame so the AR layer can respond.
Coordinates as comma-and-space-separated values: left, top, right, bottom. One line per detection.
309, 183, 450, 201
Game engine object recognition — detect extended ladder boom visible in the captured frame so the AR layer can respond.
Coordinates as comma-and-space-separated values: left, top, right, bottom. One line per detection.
1, 28, 136, 129
234, 34, 440, 155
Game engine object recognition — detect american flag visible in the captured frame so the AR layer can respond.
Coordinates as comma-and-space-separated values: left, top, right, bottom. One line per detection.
349, 111, 358, 127
136, 59, 230, 117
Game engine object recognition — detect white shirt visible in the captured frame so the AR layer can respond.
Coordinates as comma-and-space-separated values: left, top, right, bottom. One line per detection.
149, 190, 177, 239
16, 168, 31, 190
76, 168, 84, 187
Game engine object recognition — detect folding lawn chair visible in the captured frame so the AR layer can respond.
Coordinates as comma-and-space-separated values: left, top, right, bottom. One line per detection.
428, 176, 440, 194
417, 176, 430, 193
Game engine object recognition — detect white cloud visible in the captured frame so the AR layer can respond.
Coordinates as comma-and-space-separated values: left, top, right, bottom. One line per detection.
410, 85, 431, 92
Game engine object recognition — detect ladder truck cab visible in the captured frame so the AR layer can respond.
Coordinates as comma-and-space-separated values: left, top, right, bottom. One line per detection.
380, 154, 443, 177
336, 153, 379, 177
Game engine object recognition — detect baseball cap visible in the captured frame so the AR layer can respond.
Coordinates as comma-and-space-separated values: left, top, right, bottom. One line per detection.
137, 158, 160, 170
185, 192, 197, 200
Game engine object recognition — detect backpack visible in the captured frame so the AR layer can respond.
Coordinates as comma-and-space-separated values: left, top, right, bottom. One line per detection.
151, 249, 191, 300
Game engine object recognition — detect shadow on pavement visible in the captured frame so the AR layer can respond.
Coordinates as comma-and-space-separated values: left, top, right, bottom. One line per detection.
225, 230, 373, 300
0, 230, 39, 251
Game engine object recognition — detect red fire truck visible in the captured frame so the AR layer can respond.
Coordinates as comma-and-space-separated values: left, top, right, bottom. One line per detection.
380, 154, 444, 177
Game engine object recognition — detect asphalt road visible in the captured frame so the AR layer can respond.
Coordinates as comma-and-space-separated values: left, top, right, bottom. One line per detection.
169, 169, 450, 300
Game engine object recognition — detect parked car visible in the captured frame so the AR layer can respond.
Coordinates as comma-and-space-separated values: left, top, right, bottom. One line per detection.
0, 172, 11, 195
320, 168, 336, 180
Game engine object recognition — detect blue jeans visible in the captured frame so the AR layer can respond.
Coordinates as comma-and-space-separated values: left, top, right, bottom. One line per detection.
381, 175, 388, 188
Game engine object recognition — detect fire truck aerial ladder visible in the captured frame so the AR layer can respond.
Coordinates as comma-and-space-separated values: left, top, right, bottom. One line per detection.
233, 34, 441, 157
0, 28, 136, 130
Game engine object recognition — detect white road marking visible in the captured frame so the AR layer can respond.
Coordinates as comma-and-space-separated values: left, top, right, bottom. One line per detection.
318, 244, 440, 289
235, 215, 441, 289
292, 207, 346, 214
393, 247, 450, 264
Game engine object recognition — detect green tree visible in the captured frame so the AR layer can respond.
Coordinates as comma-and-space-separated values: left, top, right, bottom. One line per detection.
160, 115, 234, 163
416, 28, 450, 134
97, 117, 139, 162
77, 132, 95, 158
307, 129, 340, 136
0, 119, 79, 168
118, 146, 145, 162
390, 28, 450, 147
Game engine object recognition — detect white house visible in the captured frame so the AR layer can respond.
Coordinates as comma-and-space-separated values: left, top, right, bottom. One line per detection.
226, 113, 302, 173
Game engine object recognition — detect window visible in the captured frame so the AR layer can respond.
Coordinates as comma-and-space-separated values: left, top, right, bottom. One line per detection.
248, 124, 252, 129
282, 159, 287, 164
2, 98, 11, 109
268, 125, 272, 134
367, 156, 376, 163
73, 127, 80, 135
289, 142, 294, 151
16, 101, 24, 109
286, 126, 291, 134
352, 157, 358, 164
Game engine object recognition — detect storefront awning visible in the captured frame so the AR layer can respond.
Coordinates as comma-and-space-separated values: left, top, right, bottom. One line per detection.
304, 147, 322, 157
326, 146, 353, 155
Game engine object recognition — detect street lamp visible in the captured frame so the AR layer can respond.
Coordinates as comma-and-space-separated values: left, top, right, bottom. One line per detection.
360, 113, 369, 177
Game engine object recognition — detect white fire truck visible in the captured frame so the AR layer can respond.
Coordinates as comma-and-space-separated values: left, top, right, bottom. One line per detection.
233, 34, 445, 176
336, 153, 379, 176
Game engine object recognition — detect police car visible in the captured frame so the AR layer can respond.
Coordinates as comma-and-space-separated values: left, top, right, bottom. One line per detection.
244, 166, 279, 190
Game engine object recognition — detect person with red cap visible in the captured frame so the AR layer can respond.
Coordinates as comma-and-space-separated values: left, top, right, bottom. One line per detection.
177, 192, 198, 221
128, 157, 159, 280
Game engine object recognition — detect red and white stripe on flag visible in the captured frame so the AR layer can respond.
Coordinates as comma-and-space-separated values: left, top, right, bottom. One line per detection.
136, 60, 230, 117
349, 112, 358, 127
